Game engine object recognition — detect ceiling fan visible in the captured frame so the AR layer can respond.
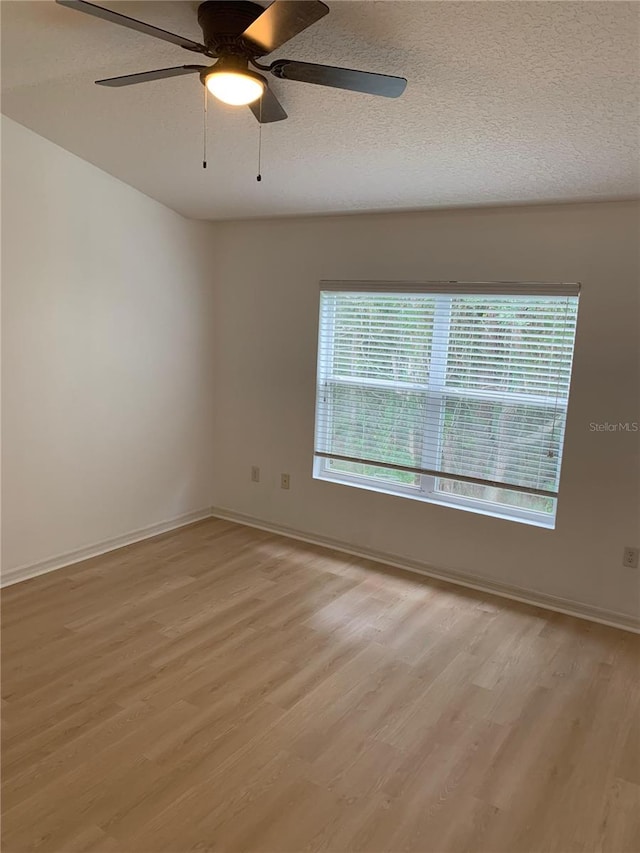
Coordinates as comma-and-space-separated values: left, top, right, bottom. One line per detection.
55, 0, 408, 123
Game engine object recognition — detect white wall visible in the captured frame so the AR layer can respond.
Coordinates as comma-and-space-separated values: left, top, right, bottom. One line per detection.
210, 202, 640, 623
1, 117, 214, 578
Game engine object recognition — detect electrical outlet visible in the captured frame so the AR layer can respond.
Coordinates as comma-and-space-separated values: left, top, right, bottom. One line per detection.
251, 466, 260, 483
280, 473, 290, 490
623, 547, 639, 569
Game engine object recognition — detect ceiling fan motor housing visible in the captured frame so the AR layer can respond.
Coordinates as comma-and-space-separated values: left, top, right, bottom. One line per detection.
197, 1, 266, 57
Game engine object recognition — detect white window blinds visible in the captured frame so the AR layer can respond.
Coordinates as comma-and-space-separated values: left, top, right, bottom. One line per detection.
314, 282, 580, 501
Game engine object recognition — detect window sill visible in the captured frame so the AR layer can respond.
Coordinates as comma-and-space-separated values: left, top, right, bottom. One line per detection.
314, 469, 556, 530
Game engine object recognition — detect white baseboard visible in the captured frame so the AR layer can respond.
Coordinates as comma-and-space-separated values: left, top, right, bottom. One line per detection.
0, 508, 213, 588
4, 504, 637, 635
210, 506, 640, 635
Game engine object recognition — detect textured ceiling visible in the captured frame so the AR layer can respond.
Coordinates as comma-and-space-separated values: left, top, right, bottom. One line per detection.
2, 0, 639, 219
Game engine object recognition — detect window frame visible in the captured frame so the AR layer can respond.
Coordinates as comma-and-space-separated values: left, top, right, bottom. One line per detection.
313, 287, 575, 529
314, 455, 557, 528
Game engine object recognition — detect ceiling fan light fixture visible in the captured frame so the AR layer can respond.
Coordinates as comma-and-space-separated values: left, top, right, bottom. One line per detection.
205, 68, 265, 106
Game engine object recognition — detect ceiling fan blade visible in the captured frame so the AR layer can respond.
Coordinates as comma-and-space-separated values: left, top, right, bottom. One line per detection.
241, 0, 329, 56
55, 0, 207, 53
270, 60, 407, 98
248, 87, 288, 123
96, 65, 207, 87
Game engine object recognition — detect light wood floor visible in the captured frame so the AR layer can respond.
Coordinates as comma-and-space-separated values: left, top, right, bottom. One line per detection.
2, 519, 639, 853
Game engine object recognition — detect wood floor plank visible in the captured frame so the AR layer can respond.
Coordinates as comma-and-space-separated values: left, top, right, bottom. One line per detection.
2, 518, 639, 852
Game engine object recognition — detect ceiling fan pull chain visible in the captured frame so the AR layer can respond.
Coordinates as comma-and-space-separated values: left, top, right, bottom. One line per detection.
203, 84, 208, 169
256, 96, 263, 182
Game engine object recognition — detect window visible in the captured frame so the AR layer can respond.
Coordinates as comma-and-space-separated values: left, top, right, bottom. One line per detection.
313, 282, 580, 528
